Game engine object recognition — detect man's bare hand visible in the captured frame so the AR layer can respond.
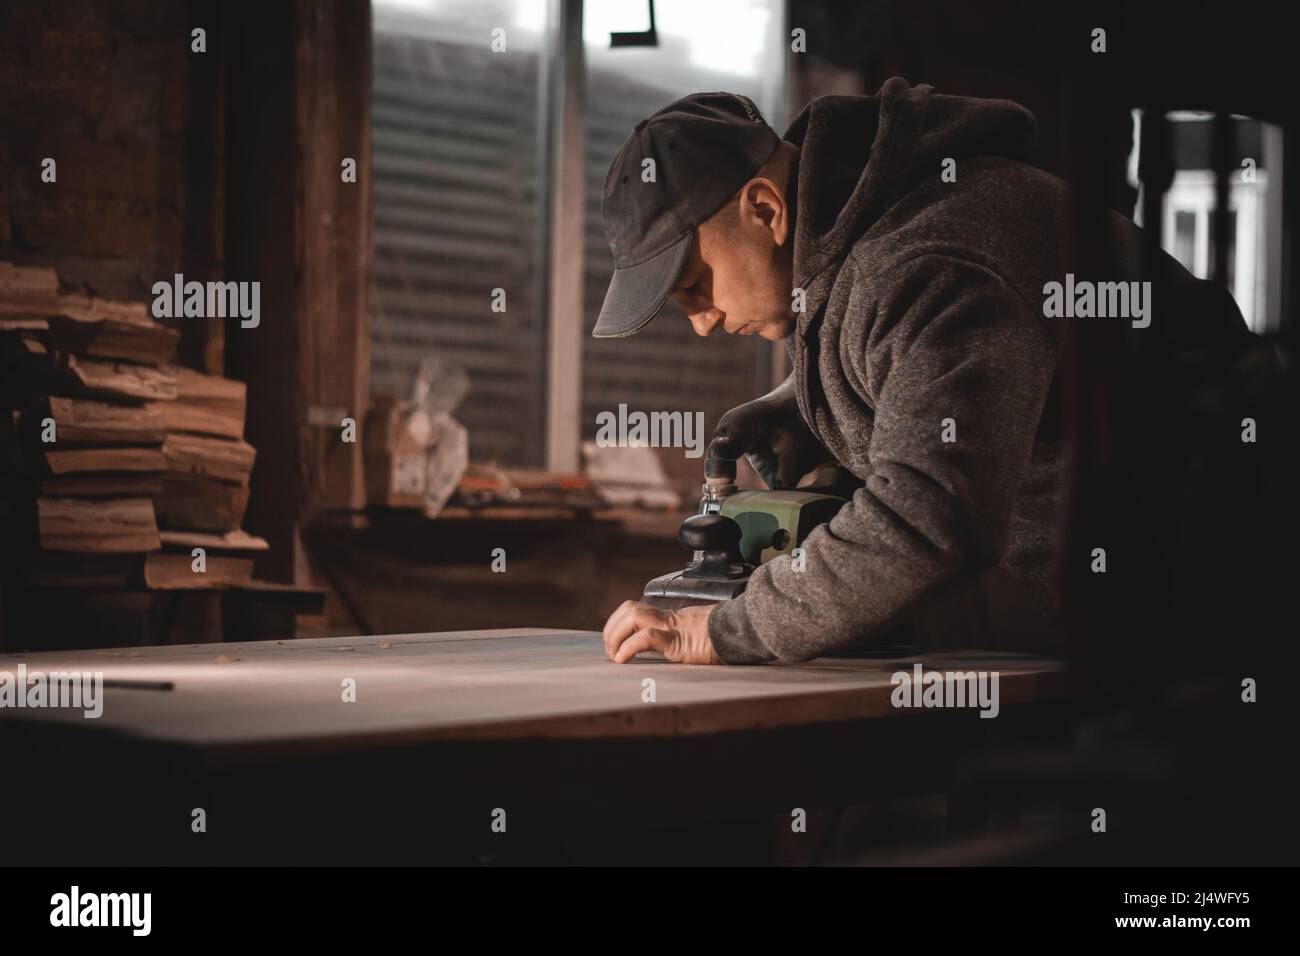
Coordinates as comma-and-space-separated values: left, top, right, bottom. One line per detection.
601, 601, 721, 664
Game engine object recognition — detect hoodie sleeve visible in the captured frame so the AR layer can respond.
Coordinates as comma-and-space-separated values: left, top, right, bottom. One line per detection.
707, 253, 1058, 663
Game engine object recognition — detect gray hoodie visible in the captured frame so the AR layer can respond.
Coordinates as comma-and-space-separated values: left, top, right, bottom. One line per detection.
707, 77, 1251, 664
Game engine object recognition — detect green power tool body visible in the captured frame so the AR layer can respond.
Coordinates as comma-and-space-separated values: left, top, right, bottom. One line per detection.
642, 438, 848, 610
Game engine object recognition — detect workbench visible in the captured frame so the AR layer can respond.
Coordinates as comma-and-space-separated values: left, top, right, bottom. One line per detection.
0, 630, 1067, 865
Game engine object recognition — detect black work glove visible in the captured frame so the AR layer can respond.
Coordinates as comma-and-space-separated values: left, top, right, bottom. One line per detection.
712, 374, 832, 490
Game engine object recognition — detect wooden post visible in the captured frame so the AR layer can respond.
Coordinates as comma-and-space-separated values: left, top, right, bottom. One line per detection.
296, 0, 372, 515
180, 0, 226, 375
223, 0, 371, 583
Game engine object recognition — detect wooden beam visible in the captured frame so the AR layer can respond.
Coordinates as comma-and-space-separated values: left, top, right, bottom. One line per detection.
223, 0, 300, 583
180, 0, 226, 374
296, 0, 372, 513
223, 0, 372, 582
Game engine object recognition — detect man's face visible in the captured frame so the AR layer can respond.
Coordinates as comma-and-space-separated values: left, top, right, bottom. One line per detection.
669, 176, 796, 342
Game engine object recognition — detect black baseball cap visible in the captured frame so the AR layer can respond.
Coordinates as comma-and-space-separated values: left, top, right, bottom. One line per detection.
593, 92, 782, 339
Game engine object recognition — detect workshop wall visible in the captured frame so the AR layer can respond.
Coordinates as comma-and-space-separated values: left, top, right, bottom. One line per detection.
0, 0, 220, 299
787, 0, 1137, 217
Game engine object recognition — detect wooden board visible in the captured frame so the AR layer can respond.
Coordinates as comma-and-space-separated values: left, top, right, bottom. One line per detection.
61, 354, 178, 402
40, 445, 165, 475
160, 528, 269, 553
0, 263, 58, 317
28, 396, 167, 445
47, 309, 179, 366
143, 552, 255, 590
156, 474, 250, 531
36, 496, 161, 553
0, 316, 48, 333
0, 630, 1063, 763
54, 290, 153, 326
148, 367, 246, 439
162, 432, 255, 485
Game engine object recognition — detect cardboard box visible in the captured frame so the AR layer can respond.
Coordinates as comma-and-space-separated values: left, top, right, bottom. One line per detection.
363, 395, 428, 509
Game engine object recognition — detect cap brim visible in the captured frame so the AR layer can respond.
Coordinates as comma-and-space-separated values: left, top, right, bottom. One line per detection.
592, 232, 692, 339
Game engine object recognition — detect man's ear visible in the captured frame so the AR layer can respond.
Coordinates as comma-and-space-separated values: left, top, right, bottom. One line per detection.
739, 177, 790, 246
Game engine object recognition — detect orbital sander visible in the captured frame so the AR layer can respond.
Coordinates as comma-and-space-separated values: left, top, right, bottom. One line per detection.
642, 436, 849, 610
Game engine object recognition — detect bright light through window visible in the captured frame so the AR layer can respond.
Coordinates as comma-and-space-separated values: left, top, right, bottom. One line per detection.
583, 0, 771, 76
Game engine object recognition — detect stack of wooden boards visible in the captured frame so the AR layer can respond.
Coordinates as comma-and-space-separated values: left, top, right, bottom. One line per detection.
0, 262, 268, 612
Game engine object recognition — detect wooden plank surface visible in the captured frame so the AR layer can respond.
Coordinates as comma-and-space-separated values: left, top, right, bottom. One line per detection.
0, 630, 1063, 761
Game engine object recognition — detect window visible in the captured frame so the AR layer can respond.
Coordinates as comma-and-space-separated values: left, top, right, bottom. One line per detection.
1133, 109, 1283, 334
369, 0, 790, 472
370, 0, 551, 465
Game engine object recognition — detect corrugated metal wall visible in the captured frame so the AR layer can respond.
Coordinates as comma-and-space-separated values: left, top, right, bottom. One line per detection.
371, 28, 549, 466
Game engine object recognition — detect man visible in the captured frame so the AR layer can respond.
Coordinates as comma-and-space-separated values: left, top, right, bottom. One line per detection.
596, 80, 1252, 666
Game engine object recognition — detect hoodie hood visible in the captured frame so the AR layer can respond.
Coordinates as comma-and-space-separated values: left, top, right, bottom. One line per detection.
783, 77, 1038, 320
